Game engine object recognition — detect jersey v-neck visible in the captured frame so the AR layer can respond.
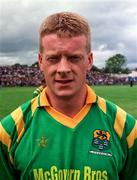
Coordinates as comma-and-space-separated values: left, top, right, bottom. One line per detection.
37, 85, 97, 128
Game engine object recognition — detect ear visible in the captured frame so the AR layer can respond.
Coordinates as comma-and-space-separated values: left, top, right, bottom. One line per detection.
38, 53, 43, 71
87, 52, 93, 72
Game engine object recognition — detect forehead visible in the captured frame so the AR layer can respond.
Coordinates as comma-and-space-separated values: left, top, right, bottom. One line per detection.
41, 34, 87, 53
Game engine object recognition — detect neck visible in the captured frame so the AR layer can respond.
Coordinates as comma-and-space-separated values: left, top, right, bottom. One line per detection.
46, 86, 87, 118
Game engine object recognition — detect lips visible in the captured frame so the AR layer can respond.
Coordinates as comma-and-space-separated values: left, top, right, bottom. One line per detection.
55, 79, 73, 84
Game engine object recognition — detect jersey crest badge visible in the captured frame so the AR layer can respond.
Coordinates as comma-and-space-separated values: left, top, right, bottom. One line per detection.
92, 130, 111, 150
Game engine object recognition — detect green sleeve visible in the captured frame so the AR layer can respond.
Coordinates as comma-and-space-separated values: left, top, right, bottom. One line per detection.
0, 117, 19, 179
0, 143, 16, 180
119, 117, 137, 180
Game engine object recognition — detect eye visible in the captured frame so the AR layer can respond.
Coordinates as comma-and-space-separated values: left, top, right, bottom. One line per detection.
68, 55, 81, 62
46, 56, 59, 62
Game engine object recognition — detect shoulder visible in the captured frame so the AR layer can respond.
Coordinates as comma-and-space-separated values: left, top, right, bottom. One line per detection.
0, 96, 39, 148
97, 96, 117, 116
1, 95, 40, 126
97, 96, 137, 140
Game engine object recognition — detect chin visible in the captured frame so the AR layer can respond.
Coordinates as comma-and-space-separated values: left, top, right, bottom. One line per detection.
55, 90, 75, 98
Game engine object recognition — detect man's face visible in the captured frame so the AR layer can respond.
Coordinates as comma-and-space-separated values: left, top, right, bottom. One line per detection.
39, 34, 93, 99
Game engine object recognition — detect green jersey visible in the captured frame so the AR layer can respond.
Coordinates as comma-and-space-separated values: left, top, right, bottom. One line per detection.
0, 86, 137, 180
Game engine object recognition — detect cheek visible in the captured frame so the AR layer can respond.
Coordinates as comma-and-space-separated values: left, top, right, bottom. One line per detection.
80, 63, 89, 73
74, 67, 87, 79
43, 66, 56, 78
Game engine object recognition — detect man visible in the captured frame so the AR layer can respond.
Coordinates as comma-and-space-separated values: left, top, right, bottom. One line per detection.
0, 12, 137, 180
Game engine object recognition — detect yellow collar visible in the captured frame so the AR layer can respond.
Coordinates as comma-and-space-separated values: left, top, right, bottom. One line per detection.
38, 85, 97, 107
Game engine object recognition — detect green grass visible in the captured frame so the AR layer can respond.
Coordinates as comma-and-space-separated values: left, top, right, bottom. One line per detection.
0, 87, 35, 119
0, 85, 137, 119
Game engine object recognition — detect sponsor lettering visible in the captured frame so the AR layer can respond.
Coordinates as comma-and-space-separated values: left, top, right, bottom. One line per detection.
33, 166, 108, 180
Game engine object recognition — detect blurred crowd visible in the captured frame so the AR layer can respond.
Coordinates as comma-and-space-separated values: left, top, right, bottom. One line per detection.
87, 71, 129, 85
0, 65, 44, 86
0, 64, 132, 87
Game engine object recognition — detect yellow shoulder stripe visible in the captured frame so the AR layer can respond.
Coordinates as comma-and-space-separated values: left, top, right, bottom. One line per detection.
126, 121, 137, 148
97, 97, 106, 114
114, 106, 126, 138
31, 97, 39, 115
11, 107, 25, 143
0, 123, 11, 151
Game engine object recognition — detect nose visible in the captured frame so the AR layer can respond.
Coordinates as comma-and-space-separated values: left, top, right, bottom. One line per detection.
57, 56, 71, 74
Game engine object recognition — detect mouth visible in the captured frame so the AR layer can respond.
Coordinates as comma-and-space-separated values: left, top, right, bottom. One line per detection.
55, 79, 73, 84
